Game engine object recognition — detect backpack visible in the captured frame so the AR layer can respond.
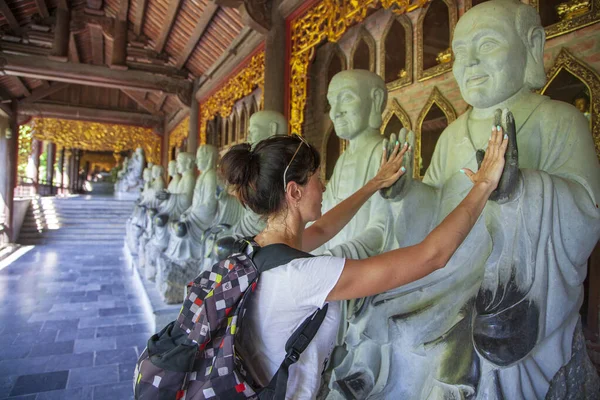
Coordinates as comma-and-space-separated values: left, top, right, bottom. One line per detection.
134, 238, 328, 400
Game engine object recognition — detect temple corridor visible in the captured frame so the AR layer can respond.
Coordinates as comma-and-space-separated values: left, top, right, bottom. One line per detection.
0, 196, 151, 399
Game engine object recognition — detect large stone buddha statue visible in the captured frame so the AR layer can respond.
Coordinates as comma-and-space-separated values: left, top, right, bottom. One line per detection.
328, 1, 600, 399
166, 160, 180, 193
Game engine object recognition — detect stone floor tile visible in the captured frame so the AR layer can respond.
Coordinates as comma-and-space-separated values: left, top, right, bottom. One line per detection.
43, 352, 94, 373
0, 375, 16, 398
12, 330, 58, 346
115, 334, 149, 349
98, 307, 129, 317
41, 320, 80, 332
9, 370, 68, 396
92, 381, 134, 400
94, 347, 138, 366
0, 356, 52, 377
95, 325, 133, 338
73, 337, 116, 353
118, 363, 135, 383
0, 345, 31, 360
30, 340, 74, 357
3, 394, 38, 400
67, 364, 119, 389
36, 386, 94, 400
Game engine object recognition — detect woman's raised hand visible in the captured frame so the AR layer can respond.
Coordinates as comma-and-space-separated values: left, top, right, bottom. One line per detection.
372, 137, 410, 190
461, 125, 509, 191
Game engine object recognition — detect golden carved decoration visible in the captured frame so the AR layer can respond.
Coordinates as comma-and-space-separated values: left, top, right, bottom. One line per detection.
199, 51, 265, 144
29, 118, 161, 164
169, 117, 189, 150
382, 98, 412, 133
436, 48, 452, 64
288, 0, 431, 135
416, 0, 458, 82
541, 48, 600, 160
80, 152, 118, 172
415, 87, 456, 178
380, 12, 413, 91
529, 0, 600, 39
557, 0, 591, 20
350, 27, 376, 72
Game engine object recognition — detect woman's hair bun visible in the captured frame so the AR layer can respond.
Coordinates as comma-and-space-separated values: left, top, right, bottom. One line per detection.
219, 143, 259, 204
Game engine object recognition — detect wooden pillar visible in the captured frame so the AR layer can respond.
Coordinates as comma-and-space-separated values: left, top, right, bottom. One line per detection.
59, 147, 65, 194
50, 6, 70, 61
0, 102, 18, 241
162, 119, 170, 181
187, 79, 200, 153
31, 139, 41, 191
263, 0, 285, 114
46, 142, 56, 192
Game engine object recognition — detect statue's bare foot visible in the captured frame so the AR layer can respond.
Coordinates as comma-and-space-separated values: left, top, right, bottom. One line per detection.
380, 128, 415, 200
476, 109, 519, 203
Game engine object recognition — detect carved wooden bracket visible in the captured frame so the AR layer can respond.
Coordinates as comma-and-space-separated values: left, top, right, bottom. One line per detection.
216, 0, 271, 34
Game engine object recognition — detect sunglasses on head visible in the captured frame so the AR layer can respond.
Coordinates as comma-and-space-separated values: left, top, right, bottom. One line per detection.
282, 134, 309, 193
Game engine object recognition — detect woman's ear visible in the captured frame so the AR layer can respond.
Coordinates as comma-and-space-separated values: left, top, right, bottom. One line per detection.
286, 181, 303, 203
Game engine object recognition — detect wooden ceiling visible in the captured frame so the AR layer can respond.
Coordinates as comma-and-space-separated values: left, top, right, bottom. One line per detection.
0, 0, 249, 132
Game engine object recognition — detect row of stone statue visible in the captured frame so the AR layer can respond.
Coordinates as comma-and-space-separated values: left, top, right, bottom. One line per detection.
124, 1, 600, 398
114, 148, 146, 195
125, 110, 288, 305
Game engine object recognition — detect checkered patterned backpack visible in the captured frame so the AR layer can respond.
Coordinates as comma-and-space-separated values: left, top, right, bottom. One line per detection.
133, 238, 328, 400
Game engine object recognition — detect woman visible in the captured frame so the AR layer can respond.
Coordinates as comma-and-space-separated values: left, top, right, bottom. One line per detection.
220, 127, 508, 399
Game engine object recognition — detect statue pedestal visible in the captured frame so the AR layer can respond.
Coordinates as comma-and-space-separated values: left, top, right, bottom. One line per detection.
155, 255, 203, 304
124, 244, 181, 333
115, 191, 142, 201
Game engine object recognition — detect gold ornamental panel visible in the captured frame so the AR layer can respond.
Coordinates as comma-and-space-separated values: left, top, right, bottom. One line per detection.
416, 0, 458, 82
382, 98, 413, 132
169, 117, 190, 150
289, 0, 431, 135
30, 118, 161, 164
540, 48, 600, 160
199, 51, 265, 145
380, 13, 413, 91
529, 0, 600, 39
414, 87, 456, 179
80, 152, 119, 172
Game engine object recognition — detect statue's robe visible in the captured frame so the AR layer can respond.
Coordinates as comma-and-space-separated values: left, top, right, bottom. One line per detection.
330, 94, 600, 399
165, 169, 218, 260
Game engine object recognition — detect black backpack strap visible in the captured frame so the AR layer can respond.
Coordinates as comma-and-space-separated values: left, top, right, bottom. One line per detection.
259, 304, 328, 400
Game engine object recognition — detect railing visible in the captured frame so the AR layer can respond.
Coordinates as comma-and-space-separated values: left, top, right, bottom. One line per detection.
14, 176, 67, 198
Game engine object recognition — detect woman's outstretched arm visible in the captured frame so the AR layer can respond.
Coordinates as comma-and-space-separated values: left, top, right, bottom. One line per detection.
327, 126, 508, 301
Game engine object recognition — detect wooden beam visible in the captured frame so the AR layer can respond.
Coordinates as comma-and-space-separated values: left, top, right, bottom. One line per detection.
33, 0, 50, 18
0, 86, 13, 101
0, 0, 20, 32
156, 93, 167, 111
0, 41, 51, 56
89, 24, 104, 65
133, 0, 148, 36
0, 53, 192, 95
111, 0, 129, 67
14, 77, 31, 97
174, 3, 218, 69
154, 0, 182, 53
21, 82, 69, 104
50, 7, 70, 61
121, 89, 161, 114
69, 32, 80, 63
19, 102, 163, 129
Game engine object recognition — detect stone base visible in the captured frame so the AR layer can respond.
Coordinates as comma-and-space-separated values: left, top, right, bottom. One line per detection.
115, 191, 141, 201
125, 244, 180, 333
155, 255, 203, 304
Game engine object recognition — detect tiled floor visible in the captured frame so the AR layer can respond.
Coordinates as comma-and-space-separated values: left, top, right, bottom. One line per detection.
0, 243, 152, 399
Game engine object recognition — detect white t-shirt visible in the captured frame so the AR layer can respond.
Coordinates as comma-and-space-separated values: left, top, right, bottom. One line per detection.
238, 253, 345, 400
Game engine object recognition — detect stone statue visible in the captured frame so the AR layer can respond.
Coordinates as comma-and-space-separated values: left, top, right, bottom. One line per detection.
155, 145, 220, 303
125, 166, 153, 254
143, 152, 196, 281
328, 1, 600, 399
126, 147, 146, 189
115, 156, 129, 192
166, 160, 181, 193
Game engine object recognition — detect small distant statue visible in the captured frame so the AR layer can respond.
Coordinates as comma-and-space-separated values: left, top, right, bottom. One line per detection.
328, 1, 600, 399
115, 148, 146, 197
125, 166, 153, 255
574, 96, 592, 124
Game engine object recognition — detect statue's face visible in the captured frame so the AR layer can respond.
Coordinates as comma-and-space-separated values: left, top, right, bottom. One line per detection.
248, 117, 270, 145
327, 77, 371, 140
452, 11, 527, 109
143, 170, 151, 182
196, 150, 208, 171
575, 98, 588, 113
168, 161, 177, 176
176, 156, 187, 173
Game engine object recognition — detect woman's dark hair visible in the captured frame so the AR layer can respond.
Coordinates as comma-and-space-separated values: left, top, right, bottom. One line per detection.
220, 135, 321, 216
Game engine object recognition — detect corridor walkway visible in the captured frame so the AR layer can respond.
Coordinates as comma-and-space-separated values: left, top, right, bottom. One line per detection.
0, 196, 152, 399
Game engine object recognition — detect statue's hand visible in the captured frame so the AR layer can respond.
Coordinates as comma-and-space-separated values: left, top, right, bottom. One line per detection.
156, 190, 170, 201
380, 128, 415, 200
476, 109, 519, 203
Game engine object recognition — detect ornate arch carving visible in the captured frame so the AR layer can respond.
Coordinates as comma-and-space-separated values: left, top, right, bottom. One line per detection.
382, 98, 412, 133
541, 48, 600, 159
529, 0, 600, 39
349, 26, 376, 71
416, 0, 458, 82
380, 12, 413, 91
415, 87, 457, 178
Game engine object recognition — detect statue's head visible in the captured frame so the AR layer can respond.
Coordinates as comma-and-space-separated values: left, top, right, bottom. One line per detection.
574, 97, 589, 113
248, 110, 288, 147
142, 167, 152, 182
327, 69, 387, 140
176, 152, 195, 173
123, 156, 129, 165
196, 144, 218, 171
151, 165, 163, 179
452, 0, 546, 109
168, 160, 178, 176
147, 162, 154, 170
135, 147, 144, 157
